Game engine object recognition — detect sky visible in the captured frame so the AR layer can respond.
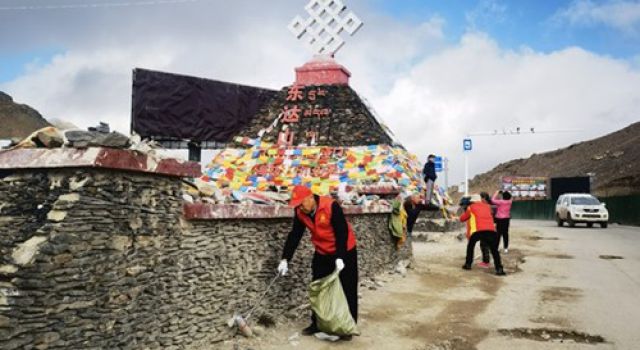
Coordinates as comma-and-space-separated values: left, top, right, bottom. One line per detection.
1, 0, 639, 187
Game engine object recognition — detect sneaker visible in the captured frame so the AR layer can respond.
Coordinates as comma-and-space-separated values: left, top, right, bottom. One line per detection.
503, 248, 509, 254
462, 264, 472, 270
302, 324, 319, 336
495, 268, 506, 276
477, 262, 491, 269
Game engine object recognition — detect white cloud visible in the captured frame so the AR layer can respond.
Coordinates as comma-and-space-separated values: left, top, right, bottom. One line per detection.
553, 0, 640, 34
465, 0, 508, 30
373, 33, 640, 187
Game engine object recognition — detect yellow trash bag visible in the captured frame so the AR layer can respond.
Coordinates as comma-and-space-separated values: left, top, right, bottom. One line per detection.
308, 270, 359, 336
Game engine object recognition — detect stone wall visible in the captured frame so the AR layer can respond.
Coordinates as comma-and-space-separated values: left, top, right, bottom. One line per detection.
0, 167, 408, 349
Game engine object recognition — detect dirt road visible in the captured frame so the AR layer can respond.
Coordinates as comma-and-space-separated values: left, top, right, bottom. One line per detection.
220, 220, 640, 349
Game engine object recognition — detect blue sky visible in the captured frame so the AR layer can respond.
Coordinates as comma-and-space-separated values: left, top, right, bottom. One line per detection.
374, 0, 639, 59
0, 47, 62, 82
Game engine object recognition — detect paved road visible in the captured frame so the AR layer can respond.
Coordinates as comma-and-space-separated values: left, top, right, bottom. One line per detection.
478, 220, 640, 349
221, 219, 639, 350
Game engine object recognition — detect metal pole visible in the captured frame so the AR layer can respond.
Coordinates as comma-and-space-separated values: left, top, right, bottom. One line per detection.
464, 152, 469, 196
188, 141, 202, 162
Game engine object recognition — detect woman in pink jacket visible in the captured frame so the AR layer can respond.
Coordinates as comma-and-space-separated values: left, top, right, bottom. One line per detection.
492, 191, 513, 253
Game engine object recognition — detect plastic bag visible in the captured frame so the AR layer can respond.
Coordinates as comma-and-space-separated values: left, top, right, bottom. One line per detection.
308, 270, 359, 336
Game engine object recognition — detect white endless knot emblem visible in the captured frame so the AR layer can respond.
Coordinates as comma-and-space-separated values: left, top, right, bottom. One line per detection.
288, 0, 363, 56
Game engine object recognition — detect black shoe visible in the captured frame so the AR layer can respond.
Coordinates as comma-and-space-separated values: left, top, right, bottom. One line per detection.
495, 268, 506, 276
462, 264, 472, 270
302, 324, 319, 336
340, 334, 353, 341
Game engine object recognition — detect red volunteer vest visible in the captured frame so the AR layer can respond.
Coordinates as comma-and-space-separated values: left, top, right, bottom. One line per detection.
296, 196, 357, 255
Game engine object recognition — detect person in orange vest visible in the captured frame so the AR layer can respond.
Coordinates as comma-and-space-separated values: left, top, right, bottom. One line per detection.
277, 185, 358, 339
460, 194, 506, 276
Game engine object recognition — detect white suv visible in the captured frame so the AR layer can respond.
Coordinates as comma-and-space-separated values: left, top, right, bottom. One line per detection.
555, 194, 609, 228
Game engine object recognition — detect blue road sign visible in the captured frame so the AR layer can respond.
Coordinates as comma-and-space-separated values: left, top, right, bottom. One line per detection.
463, 138, 472, 152
434, 156, 443, 172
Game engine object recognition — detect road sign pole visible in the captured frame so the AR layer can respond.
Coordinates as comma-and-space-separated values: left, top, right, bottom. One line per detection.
464, 152, 469, 196
463, 138, 472, 196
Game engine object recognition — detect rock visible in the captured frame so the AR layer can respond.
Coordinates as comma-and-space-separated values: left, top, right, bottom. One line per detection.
12, 236, 48, 266
252, 325, 265, 337
46, 210, 67, 222
97, 131, 130, 148
64, 130, 130, 148
35, 127, 64, 148
0, 315, 11, 328
0, 264, 18, 275
111, 235, 132, 252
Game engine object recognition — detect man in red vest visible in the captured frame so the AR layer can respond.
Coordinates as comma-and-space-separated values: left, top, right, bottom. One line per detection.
277, 185, 358, 338
460, 194, 506, 276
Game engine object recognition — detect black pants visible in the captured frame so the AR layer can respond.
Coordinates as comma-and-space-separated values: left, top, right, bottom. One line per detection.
311, 248, 358, 325
480, 241, 491, 263
465, 231, 503, 270
495, 218, 510, 249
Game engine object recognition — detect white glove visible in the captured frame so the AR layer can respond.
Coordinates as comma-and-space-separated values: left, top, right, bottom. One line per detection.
277, 259, 288, 276
335, 258, 345, 272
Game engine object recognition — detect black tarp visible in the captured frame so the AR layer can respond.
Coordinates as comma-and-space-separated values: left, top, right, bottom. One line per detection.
550, 176, 591, 200
131, 68, 277, 143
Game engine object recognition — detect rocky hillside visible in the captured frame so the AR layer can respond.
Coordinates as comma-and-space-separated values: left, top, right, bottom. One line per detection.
469, 121, 640, 197
0, 91, 50, 140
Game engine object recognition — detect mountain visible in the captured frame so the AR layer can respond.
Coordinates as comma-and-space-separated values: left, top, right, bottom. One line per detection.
469, 121, 640, 197
0, 91, 51, 140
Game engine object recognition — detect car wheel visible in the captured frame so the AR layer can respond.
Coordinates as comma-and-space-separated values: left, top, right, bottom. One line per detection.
567, 214, 575, 228
556, 214, 564, 227
587, 223, 593, 228
600, 222, 608, 229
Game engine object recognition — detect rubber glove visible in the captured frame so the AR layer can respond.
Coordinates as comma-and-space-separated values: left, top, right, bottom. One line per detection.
277, 259, 288, 276
335, 258, 345, 272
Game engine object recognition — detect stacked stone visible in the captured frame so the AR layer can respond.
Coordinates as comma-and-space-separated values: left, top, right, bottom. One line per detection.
182, 212, 410, 346
235, 85, 393, 147
0, 166, 410, 349
412, 210, 464, 233
0, 169, 183, 349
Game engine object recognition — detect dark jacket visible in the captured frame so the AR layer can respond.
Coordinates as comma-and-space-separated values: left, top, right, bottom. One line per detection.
423, 161, 437, 182
404, 199, 428, 234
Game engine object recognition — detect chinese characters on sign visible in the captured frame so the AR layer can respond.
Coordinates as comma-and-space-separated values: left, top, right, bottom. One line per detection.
280, 84, 333, 146
283, 84, 331, 121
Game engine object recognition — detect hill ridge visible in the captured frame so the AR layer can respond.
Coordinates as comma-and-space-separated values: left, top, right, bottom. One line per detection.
469, 121, 640, 197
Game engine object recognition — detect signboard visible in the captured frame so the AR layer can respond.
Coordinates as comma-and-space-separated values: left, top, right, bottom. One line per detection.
501, 176, 548, 200
131, 68, 277, 148
463, 139, 472, 152
434, 156, 443, 172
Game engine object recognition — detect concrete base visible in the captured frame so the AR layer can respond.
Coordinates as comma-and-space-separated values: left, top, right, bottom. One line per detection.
295, 55, 351, 86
